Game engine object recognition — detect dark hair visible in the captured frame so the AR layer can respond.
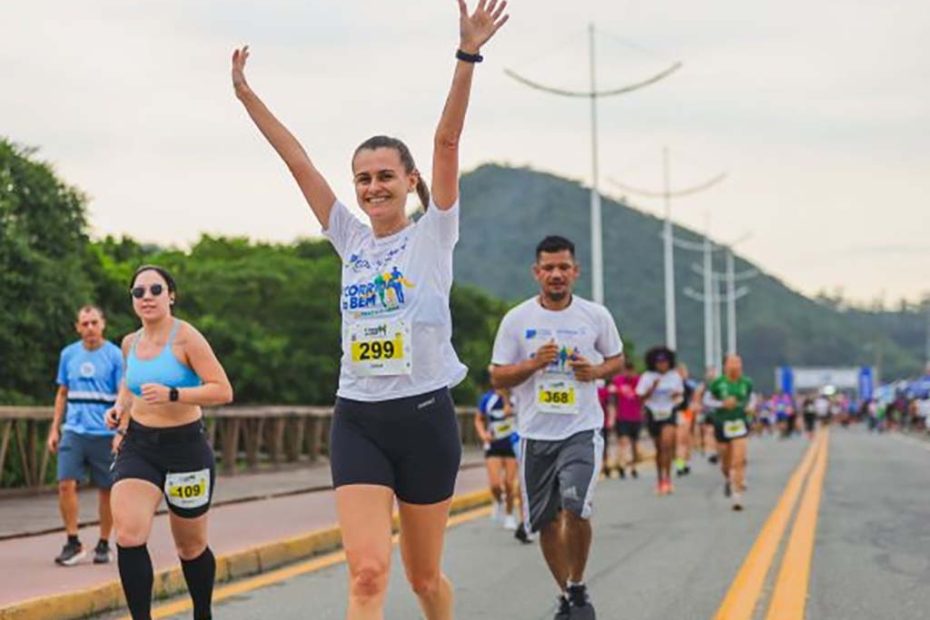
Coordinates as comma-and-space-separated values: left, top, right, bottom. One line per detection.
76, 305, 105, 320
353, 135, 430, 211
535, 235, 575, 260
645, 345, 677, 372
130, 264, 177, 299
623, 359, 636, 371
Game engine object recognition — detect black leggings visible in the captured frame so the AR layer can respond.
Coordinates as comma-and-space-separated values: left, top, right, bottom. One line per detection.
330, 387, 461, 504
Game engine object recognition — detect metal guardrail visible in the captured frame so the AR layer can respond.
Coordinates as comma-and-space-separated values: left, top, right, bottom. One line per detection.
0, 405, 479, 492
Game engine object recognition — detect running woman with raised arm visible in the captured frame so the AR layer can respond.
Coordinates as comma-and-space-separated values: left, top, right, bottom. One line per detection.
232, 3, 508, 618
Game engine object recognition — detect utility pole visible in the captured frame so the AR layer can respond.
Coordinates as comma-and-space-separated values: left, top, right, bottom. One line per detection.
609, 150, 725, 349
703, 217, 714, 370
506, 26, 681, 304
726, 248, 737, 354
684, 232, 756, 367
924, 293, 930, 369
713, 276, 723, 366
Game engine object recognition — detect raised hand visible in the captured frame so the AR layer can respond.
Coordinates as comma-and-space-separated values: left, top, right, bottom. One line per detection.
231, 45, 251, 96
457, 0, 509, 54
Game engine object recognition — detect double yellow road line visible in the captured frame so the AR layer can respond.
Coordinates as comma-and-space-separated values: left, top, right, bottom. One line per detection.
714, 430, 831, 620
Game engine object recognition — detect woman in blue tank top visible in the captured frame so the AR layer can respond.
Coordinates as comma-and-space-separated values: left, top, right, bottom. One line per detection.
106, 265, 233, 620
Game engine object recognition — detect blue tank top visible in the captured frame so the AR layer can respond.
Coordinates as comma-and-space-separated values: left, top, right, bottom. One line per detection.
126, 320, 202, 396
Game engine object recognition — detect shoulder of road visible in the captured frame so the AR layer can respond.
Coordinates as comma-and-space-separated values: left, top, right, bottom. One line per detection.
0, 449, 490, 620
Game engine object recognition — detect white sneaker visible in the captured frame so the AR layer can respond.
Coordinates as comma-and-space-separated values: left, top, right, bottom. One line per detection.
503, 514, 518, 530
732, 493, 744, 511
490, 500, 503, 522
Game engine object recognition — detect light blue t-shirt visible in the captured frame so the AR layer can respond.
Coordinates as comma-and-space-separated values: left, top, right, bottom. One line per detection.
56, 340, 123, 436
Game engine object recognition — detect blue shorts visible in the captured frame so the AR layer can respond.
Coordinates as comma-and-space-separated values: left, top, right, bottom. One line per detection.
57, 431, 115, 489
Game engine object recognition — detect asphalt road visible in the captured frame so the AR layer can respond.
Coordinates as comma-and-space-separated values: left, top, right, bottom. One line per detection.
103, 427, 930, 619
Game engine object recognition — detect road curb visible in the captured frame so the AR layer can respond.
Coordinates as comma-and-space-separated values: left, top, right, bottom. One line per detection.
0, 489, 493, 620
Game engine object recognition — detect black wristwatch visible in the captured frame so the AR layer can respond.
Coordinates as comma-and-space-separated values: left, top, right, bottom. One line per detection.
169, 387, 180, 402
456, 49, 483, 63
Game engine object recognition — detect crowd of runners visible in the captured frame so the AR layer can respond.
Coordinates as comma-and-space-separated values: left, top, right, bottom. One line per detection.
34, 2, 930, 619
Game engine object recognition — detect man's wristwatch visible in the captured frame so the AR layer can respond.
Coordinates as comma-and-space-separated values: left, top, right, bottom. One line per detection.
169, 387, 180, 402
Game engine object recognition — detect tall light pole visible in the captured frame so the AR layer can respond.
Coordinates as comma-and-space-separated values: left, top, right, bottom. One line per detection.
713, 277, 723, 366
610, 152, 725, 348
506, 26, 682, 304
662, 149, 674, 348
685, 230, 755, 367
703, 217, 715, 369
924, 293, 930, 368
726, 248, 737, 354
588, 25, 603, 306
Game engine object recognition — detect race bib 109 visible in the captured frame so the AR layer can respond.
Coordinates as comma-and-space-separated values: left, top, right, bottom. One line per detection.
164, 469, 210, 510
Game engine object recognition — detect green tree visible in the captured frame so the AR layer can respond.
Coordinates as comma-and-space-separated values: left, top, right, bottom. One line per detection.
0, 139, 94, 403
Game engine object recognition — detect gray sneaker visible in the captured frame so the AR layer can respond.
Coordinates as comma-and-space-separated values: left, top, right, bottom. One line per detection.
93, 541, 113, 564
54, 541, 86, 566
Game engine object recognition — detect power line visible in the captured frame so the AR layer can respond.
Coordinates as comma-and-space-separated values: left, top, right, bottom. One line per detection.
505, 24, 682, 306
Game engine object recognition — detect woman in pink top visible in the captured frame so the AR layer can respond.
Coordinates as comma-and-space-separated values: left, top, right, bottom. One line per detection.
611, 360, 643, 479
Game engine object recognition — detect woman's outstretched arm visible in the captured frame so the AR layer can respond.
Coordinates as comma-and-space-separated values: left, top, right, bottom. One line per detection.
232, 46, 337, 227
431, 0, 509, 210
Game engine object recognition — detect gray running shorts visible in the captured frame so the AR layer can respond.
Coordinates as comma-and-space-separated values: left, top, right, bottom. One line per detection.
519, 429, 603, 533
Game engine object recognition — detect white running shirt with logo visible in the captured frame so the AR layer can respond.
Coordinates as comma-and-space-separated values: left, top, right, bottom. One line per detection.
491, 296, 623, 441
324, 200, 467, 401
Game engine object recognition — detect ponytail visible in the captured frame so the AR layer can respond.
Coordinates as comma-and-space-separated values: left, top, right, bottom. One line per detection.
415, 174, 431, 212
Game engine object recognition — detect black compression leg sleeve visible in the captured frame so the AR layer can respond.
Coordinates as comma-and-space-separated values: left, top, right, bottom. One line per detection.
117, 544, 153, 620
180, 547, 215, 620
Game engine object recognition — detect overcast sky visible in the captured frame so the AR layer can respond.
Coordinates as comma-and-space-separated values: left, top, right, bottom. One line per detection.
3, 0, 928, 304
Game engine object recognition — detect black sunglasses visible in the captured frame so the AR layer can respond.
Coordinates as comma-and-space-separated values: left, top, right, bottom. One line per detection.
130, 284, 165, 299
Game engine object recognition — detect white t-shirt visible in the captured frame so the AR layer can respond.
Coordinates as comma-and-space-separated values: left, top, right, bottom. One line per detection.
323, 200, 467, 401
814, 396, 830, 417
491, 296, 623, 441
636, 370, 684, 420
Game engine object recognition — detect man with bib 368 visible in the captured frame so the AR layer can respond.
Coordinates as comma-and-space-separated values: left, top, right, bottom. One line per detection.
491, 235, 623, 620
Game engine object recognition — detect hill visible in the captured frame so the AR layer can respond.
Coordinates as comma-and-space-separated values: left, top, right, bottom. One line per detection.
456, 164, 924, 390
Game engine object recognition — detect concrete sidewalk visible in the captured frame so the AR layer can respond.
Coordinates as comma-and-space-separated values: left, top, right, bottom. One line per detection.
0, 448, 488, 620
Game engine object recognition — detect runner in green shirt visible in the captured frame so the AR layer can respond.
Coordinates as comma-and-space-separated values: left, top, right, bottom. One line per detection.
704, 354, 754, 511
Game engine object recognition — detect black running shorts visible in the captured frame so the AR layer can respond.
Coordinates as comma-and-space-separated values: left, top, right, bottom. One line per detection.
330, 387, 462, 505
114, 418, 216, 519
485, 437, 516, 459
645, 408, 677, 438
803, 413, 816, 433
713, 416, 750, 443
615, 420, 642, 439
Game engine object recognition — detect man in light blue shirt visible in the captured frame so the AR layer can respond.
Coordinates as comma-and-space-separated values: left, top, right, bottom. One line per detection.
47, 305, 123, 566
